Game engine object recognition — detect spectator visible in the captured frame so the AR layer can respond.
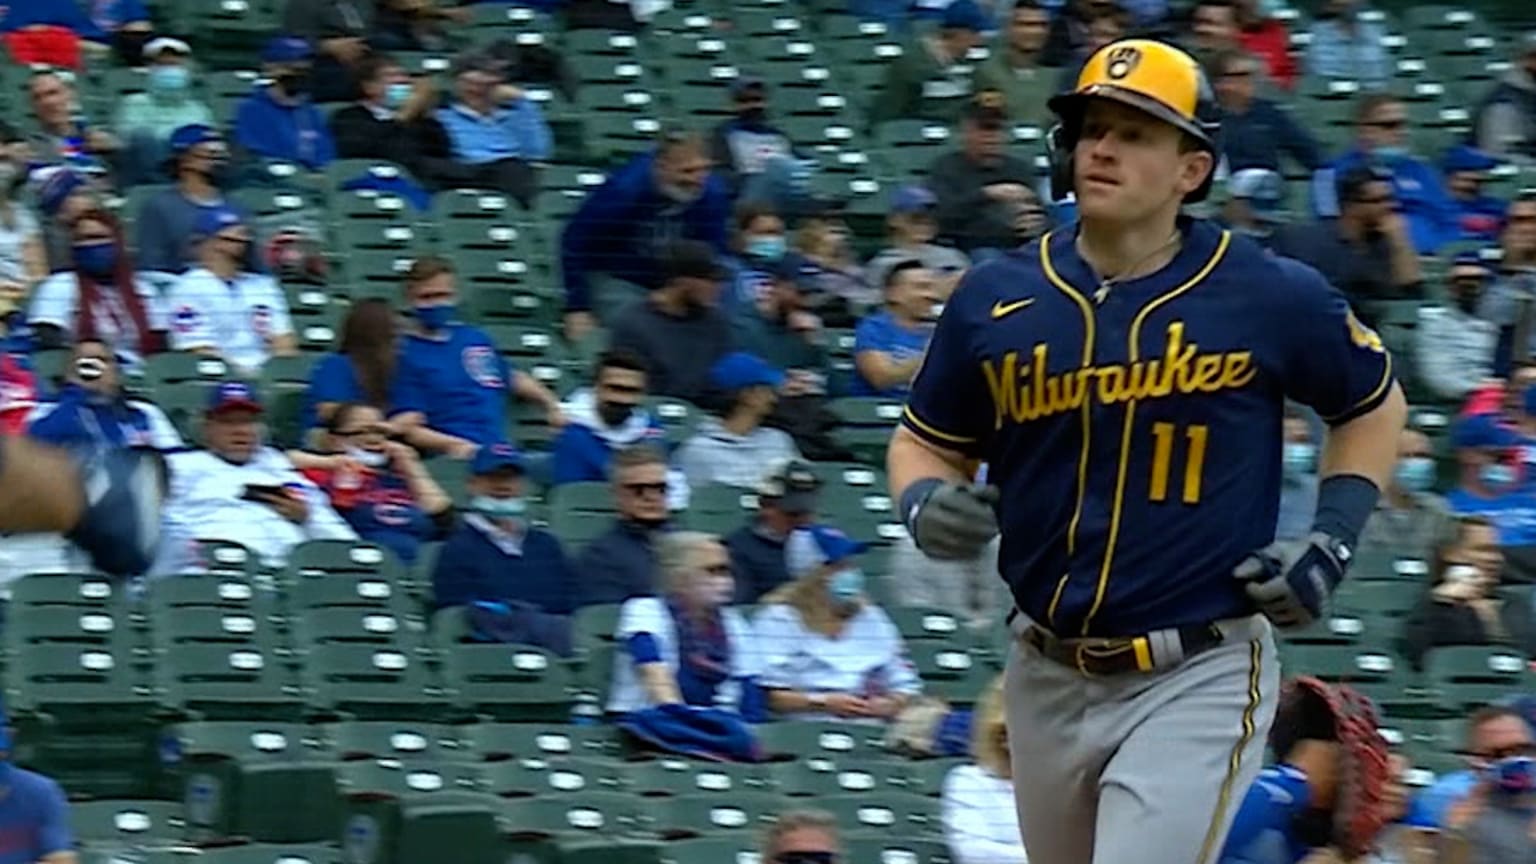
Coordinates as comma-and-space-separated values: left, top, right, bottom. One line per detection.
1275, 410, 1319, 542
1211, 50, 1322, 176
1416, 705, 1536, 829
1475, 32, 1536, 162
27, 69, 118, 177
1359, 429, 1452, 565
710, 79, 795, 197
28, 208, 165, 365
1482, 194, 1536, 362
0, 720, 75, 864
726, 458, 820, 604
756, 525, 921, 723
675, 352, 801, 490
761, 810, 843, 864
1305, 0, 1388, 87
1445, 414, 1536, 547
166, 207, 296, 375
298, 402, 452, 566
113, 38, 215, 185
371, 0, 467, 52
234, 37, 338, 171
434, 51, 553, 209
577, 444, 673, 608
605, 530, 761, 715
732, 258, 832, 386
281, 0, 371, 103
607, 239, 735, 407
943, 676, 1028, 864
33, 167, 101, 274
553, 350, 667, 487
1220, 168, 1286, 244
929, 101, 1036, 254
1187, 0, 1240, 66
723, 202, 789, 315
1444, 145, 1508, 244
1052, 5, 1130, 95
329, 53, 458, 189
1272, 166, 1422, 309
1401, 514, 1534, 668
91, 0, 154, 66
303, 299, 400, 434
0, 136, 45, 291
792, 209, 875, 321
391, 257, 563, 456
866, 185, 971, 294
560, 132, 731, 342
972, 2, 1052, 124
1417, 252, 1499, 403
429, 443, 577, 613
134, 124, 245, 275
1042, 0, 1118, 68
854, 261, 937, 399
157, 382, 356, 572
1233, 0, 1296, 90
27, 338, 180, 451
888, 529, 1004, 631
869, 0, 988, 128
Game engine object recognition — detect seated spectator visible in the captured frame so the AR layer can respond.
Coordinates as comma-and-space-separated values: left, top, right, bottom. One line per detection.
27, 69, 119, 178
33, 167, 105, 277
1474, 33, 1536, 161
1220, 168, 1286, 245
1211, 50, 1321, 176
868, 0, 988, 127
1359, 429, 1452, 565
1052, 6, 1129, 95
234, 37, 337, 171
577, 444, 673, 607
710, 78, 795, 197
372, 0, 469, 52
793, 210, 876, 321
1041, 0, 1109, 68
761, 810, 843, 864
281, 0, 370, 104
732, 258, 832, 388
607, 240, 735, 407
553, 349, 666, 486
1414, 705, 1536, 829
113, 39, 215, 185
1401, 514, 1534, 668
722, 202, 788, 315
1234, 0, 1295, 89
675, 352, 801, 490
430, 443, 577, 613
0, 139, 45, 291
134, 125, 245, 275
298, 402, 452, 566
28, 208, 165, 365
943, 676, 1028, 864
1276, 409, 1319, 542
727, 458, 820, 603
1478, 194, 1536, 362
972, 2, 1051, 124
329, 53, 459, 190
560, 132, 731, 341
866, 185, 970, 294
433, 51, 553, 209
756, 525, 921, 723
1312, 94, 1458, 255
889, 531, 1004, 630
606, 530, 761, 715
1445, 415, 1536, 547
930, 101, 1037, 254
158, 382, 356, 572
1272, 167, 1422, 310
167, 207, 296, 375
1304, 0, 1387, 86
1443, 146, 1507, 244
27, 338, 181, 451
854, 261, 937, 399
0, 722, 74, 864
1417, 253, 1498, 403
1187, 0, 1241, 68
92, 0, 154, 66
391, 256, 563, 455
303, 298, 399, 434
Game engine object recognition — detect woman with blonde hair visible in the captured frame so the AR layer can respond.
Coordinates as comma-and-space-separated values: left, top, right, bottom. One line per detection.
755, 524, 921, 722
606, 531, 762, 716
942, 675, 1028, 863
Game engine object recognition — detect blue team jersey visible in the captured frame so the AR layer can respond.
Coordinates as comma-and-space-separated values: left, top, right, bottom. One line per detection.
391, 325, 513, 445
302, 353, 365, 432
0, 767, 73, 864
853, 310, 933, 398
902, 219, 1395, 636
1219, 765, 1313, 864
1446, 488, 1536, 546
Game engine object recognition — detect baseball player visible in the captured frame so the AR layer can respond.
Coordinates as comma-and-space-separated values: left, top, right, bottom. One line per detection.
887, 39, 1407, 864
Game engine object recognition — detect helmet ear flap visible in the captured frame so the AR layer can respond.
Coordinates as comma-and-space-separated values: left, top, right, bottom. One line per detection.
1047, 123, 1075, 202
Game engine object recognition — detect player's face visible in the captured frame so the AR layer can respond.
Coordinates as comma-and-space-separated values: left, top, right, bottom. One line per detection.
615, 461, 669, 523
1073, 100, 1212, 224
205, 409, 261, 464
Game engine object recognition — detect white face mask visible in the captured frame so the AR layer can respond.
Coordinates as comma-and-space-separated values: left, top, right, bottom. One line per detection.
346, 446, 389, 469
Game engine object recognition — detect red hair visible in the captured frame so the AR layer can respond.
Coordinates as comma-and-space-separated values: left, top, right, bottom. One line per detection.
68, 209, 161, 356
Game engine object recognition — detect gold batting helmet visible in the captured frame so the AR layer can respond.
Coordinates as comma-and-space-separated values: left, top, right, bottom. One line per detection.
1046, 39, 1221, 202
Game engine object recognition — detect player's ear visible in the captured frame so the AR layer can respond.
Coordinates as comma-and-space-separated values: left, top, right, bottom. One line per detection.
1176, 149, 1215, 198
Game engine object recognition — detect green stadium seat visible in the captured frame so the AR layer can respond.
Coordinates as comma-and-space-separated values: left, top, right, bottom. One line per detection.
2, 606, 132, 653
336, 761, 503, 864
658, 836, 759, 864
845, 837, 951, 862
6, 643, 154, 721
302, 644, 448, 722
482, 757, 627, 797
432, 189, 519, 224
886, 607, 962, 642
442, 644, 574, 722
769, 758, 892, 797
1421, 646, 1536, 712
754, 721, 889, 761
501, 791, 649, 839
901, 757, 967, 798
621, 759, 771, 797
1333, 579, 1423, 618
334, 218, 425, 253
342, 249, 419, 300
461, 723, 624, 762
71, 800, 187, 844
145, 353, 239, 388
820, 792, 940, 837
289, 540, 404, 579
145, 575, 273, 619
230, 186, 317, 221
156, 845, 342, 864
172, 721, 340, 843
564, 30, 644, 58
292, 608, 418, 652
325, 721, 462, 762
156, 644, 306, 722
152, 607, 276, 648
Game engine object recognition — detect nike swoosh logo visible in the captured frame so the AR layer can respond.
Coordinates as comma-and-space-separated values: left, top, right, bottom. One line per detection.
991, 298, 1035, 319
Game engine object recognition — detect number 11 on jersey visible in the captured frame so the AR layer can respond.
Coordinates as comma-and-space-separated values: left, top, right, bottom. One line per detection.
1149, 422, 1208, 504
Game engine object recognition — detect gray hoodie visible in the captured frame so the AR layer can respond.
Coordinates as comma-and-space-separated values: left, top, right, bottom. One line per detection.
674, 417, 801, 490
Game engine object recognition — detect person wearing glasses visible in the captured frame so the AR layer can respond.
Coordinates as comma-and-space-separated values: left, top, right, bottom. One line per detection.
1210, 50, 1321, 177
576, 445, 674, 608
1401, 514, 1533, 671
1415, 706, 1536, 833
761, 810, 843, 864
942, 676, 1028, 864
605, 530, 762, 718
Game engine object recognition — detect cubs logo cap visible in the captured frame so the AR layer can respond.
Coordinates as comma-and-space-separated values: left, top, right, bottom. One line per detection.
1048, 39, 1214, 149
206, 381, 263, 416
470, 442, 525, 476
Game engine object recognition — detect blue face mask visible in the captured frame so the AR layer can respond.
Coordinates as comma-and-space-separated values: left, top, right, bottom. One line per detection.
1283, 442, 1317, 477
149, 64, 190, 94
1481, 463, 1518, 490
1373, 145, 1408, 161
828, 568, 864, 602
414, 303, 455, 331
1394, 456, 1436, 493
745, 235, 787, 262
472, 495, 526, 521
73, 242, 118, 277
384, 82, 413, 110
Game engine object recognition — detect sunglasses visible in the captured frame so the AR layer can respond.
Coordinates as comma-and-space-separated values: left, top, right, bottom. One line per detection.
702, 563, 733, 576
1470, 743, 1536, 761
622, 481, 667, 496
337, 423, 389, 438
1355, 195, 1394, 206
775, 854, 838, 864
1366, 118, 1407, 130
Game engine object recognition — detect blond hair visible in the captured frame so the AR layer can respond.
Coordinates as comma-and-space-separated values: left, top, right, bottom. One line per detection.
971, 674, 1010, 777
655, 531, 721, 595
761, 564, 843, 637
761, 808, 840, 859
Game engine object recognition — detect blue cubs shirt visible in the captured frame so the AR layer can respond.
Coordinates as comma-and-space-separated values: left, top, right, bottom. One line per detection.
852, 309, 933, 398
902, 220, 1395, 636
302, 353, 366, 432
391, 325, 513, 446
1446, 488, 1536, 546
0, 767, 73, 864
1219, 765, 1313, 864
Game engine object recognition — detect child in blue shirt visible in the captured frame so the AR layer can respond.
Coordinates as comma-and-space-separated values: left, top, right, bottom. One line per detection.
852, 259, 937, 398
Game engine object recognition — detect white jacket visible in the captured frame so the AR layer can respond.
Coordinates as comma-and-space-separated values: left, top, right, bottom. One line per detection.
1416, 304, 1496, 402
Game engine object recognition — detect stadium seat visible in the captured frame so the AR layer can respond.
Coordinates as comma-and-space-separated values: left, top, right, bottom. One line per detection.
152, 607, 277, 649
1421, 645, 1536, 712
648, 791, 787, 837
153, 845, 343, 864
324, 720, 462, 763
336, 761, 504, 864
2, 606, 134, 652
285, 572, 411, 616
156, 644, 306, 722
754, 721, 889, 761
482, 757, 626, 798
621, 759, 771, 797
461, 723, 620, 762
71, 800, 187, 845
302, 644, 449, 721
502, 791, 649, 840
172, 721, 340, 843
442, 643, 574, 722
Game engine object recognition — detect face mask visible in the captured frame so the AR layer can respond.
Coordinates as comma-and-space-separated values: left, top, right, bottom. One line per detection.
414, 303, 455, 331
739, 106, 767, 125
1372, 145, 1408, 161
659, 182, 701, 205
1481, 463, 1518, 490
746, 235, 788, 262
472, 495, 527, 520
1283, 442, 1317, 477
1489, 756, 1536, 796
346, 446, 389, 469
277, 71, 311, 98
597, 400, 635, 428
1453, 283, 1483, 314
828, 567, 865, 602
384, 82, 414, 110
1394, 456, 1436, 493
149, 64, 190, 94
73, 242, 118, 277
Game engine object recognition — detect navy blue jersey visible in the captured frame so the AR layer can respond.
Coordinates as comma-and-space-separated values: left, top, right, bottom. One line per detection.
903, 219, 1394, 637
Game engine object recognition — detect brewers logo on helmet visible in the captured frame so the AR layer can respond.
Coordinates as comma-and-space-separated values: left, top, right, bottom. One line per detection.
1046, 38, 1221, 201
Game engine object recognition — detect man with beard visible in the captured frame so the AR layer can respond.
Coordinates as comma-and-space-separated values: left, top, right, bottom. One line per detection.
134, 125, 253, 273
607, 240, 735, 409
576, 444, 674, 607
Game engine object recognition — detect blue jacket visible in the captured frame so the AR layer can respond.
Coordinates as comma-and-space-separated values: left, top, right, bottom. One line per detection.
431, 519, 577, 614
576, 519, 663, 607
1221, 99, 1323, 174
234, 86, 336, 171
1452, 193, 1507, 243
1312, 147, 1459, 254
725, 523, 789, 604
559, 150, 731, 311
28, 385, 160, 451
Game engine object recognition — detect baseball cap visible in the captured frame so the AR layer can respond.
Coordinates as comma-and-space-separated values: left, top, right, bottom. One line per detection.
450, 50, 505, 79
1226, 168, 1284, 221
661, 239, 725, 283
34, 167, 85, 217
757, 458, 822, 514
1443, 145, 1501, 174
710, 352, 785, 392
786, 524, 868, 577
1451, 414, 1519, 450
144, 37, 192, 60
1451, 249, 1494, 277
731, 77, 766, 98
194, 206, 246, 240
964, 98, 1008, 130
941, 0, 991, 32
891, 184, 938, 214
261, 36, 313, 65
169, 124, 222, 156
470, 442, 525, 476
207, 381, 263, 416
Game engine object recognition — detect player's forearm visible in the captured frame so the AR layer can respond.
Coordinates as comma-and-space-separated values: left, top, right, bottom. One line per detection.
888, 427, 970, 499
1320, 383, 1408, 489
